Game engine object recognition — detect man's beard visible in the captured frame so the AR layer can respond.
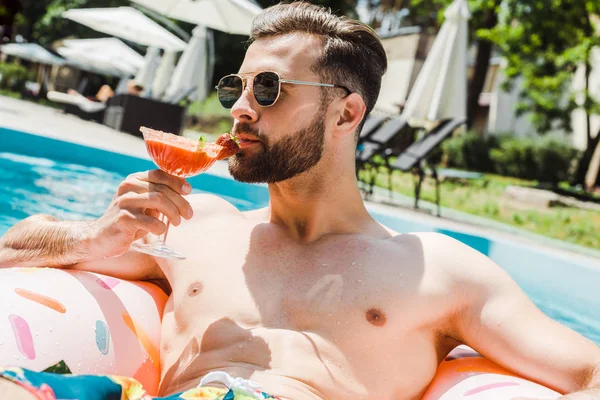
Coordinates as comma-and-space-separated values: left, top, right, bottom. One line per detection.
228, 110, 326, 183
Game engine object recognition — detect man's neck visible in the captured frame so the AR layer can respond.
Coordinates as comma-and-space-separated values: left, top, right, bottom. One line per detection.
265, 168, 375, 242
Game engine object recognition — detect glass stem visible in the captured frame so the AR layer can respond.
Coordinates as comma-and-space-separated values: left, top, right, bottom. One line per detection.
159, 214, 171, 244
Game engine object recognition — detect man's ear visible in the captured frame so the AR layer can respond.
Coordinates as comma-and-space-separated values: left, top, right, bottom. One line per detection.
333, 93, 366, 139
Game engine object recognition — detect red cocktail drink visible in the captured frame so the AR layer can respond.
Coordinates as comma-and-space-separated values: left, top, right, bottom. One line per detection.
131, 127, 239, 260
142, 128, 223, 177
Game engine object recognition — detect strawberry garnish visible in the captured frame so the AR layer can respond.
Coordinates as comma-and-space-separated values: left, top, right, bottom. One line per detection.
215, 133, 240, 160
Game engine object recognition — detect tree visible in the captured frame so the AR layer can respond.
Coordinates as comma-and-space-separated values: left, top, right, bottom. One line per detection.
28, 0, 129, 45
362, 0, 500, 129
480, 0, 600, 187
0, 0, 23, 41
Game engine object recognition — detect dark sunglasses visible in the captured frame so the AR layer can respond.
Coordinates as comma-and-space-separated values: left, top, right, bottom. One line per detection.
216, 71, 350, 109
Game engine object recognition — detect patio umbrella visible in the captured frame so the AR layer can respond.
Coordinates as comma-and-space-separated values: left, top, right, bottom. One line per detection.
57, 46, 133, 77
62, 7, 186, 51
163, 25, 214, 103
56, 47, 126, 77
0, 43, 65, 65
60, 38, 144, 76
131, 0, 262, 36
134, 46, 161, 94
402, 0, 470, 127
62, 38, 144, 70
152, 50, 177, 99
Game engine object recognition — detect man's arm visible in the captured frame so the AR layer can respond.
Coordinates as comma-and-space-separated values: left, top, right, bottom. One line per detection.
0, 214, 92, 268
434, 234, 600, 397
0, 214, 163, 282
0, 170, 194, 284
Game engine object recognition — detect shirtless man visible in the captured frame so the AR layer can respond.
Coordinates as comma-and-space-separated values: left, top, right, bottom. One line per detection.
1, 3, 600, 400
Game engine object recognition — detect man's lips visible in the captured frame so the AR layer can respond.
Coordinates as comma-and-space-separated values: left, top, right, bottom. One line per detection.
235, 134, 261, 148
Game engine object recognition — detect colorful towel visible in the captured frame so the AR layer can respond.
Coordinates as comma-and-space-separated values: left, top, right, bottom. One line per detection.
0, 366, 281, 400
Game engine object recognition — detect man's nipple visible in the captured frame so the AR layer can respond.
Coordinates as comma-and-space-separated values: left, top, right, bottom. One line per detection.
365, 308, 387, 327
187, 281, 204, 297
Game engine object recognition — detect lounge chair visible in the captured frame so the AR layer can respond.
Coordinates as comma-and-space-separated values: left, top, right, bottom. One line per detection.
358, 114, 388, 142
47, 91, 107, 113
355, 115, 412, 197
388, 118, 467, 216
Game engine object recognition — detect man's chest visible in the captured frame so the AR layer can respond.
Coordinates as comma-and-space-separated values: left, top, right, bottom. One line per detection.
165, 228, 450, 337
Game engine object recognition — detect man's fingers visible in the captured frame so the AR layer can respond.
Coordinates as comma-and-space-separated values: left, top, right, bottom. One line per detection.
138, 170, 191, 195
132, 213, 166, 236
119, 181, 193, 220
147, 182, 193, 219
118, 172, 193, 220
117, 192, 182, 226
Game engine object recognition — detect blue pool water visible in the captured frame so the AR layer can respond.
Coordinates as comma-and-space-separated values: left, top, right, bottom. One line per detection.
1, 127, 599, 346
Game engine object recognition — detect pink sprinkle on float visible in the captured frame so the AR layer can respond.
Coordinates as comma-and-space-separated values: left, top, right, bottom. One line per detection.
8, 314, 35, 360
96, 277, 121, 290
463, 381, 520, 396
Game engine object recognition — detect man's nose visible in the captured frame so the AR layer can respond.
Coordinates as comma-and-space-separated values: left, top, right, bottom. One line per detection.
230, 88, 259, 123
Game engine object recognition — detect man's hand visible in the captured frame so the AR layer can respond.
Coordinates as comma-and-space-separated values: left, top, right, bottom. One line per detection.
87, 170, 194, 260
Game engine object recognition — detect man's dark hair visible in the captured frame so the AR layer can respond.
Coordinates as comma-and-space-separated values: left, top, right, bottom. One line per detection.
249, 1, 388, 137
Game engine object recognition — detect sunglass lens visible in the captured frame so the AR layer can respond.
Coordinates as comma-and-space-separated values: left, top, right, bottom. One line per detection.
253, 72, 280, 107
217, 75, 243, 109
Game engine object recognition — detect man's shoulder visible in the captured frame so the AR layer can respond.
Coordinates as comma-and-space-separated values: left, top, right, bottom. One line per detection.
389, 231, 497, 275
388, 231, 461, 250
187, 193, 242, 217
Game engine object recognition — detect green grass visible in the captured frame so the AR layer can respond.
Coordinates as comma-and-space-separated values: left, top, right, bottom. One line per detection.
360, 166, 600, 251
185, 91, 233, 135
187, 91, 230, 118
0, 89, 20, 98
0, 89, 62, 109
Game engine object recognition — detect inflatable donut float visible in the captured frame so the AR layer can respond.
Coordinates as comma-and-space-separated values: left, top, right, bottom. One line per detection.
423, 346, 561, 399
0, 267, 167, 396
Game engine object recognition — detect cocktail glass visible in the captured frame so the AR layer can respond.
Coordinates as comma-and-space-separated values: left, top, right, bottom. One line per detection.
130, 127, 222, 260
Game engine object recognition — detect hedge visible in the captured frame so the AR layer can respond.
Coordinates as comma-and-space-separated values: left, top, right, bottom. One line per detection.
441, 132, 580, 185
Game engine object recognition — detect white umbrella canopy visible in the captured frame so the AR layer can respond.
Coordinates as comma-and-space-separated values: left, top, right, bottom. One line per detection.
0, 43, 66, 65
56, 46, 126, 76
402, 0, 470, 127
131, 0, 262, 36
163, 25, 214, 103
57, 46, 136, 77
62, 7, 187, 51
62, 38, 144, 70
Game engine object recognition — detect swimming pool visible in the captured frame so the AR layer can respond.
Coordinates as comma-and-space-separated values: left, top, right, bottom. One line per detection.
1, 127, 599, 346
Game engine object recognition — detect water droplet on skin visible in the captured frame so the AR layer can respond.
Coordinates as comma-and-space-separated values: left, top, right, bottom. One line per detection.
238, 344, 244, 349
351, 262, 356, 266
321, 263, 328, 267
398, 273, 403, 277
328, 313, 332, 317
357, 279, 363, 284
48, 327, 52, 332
